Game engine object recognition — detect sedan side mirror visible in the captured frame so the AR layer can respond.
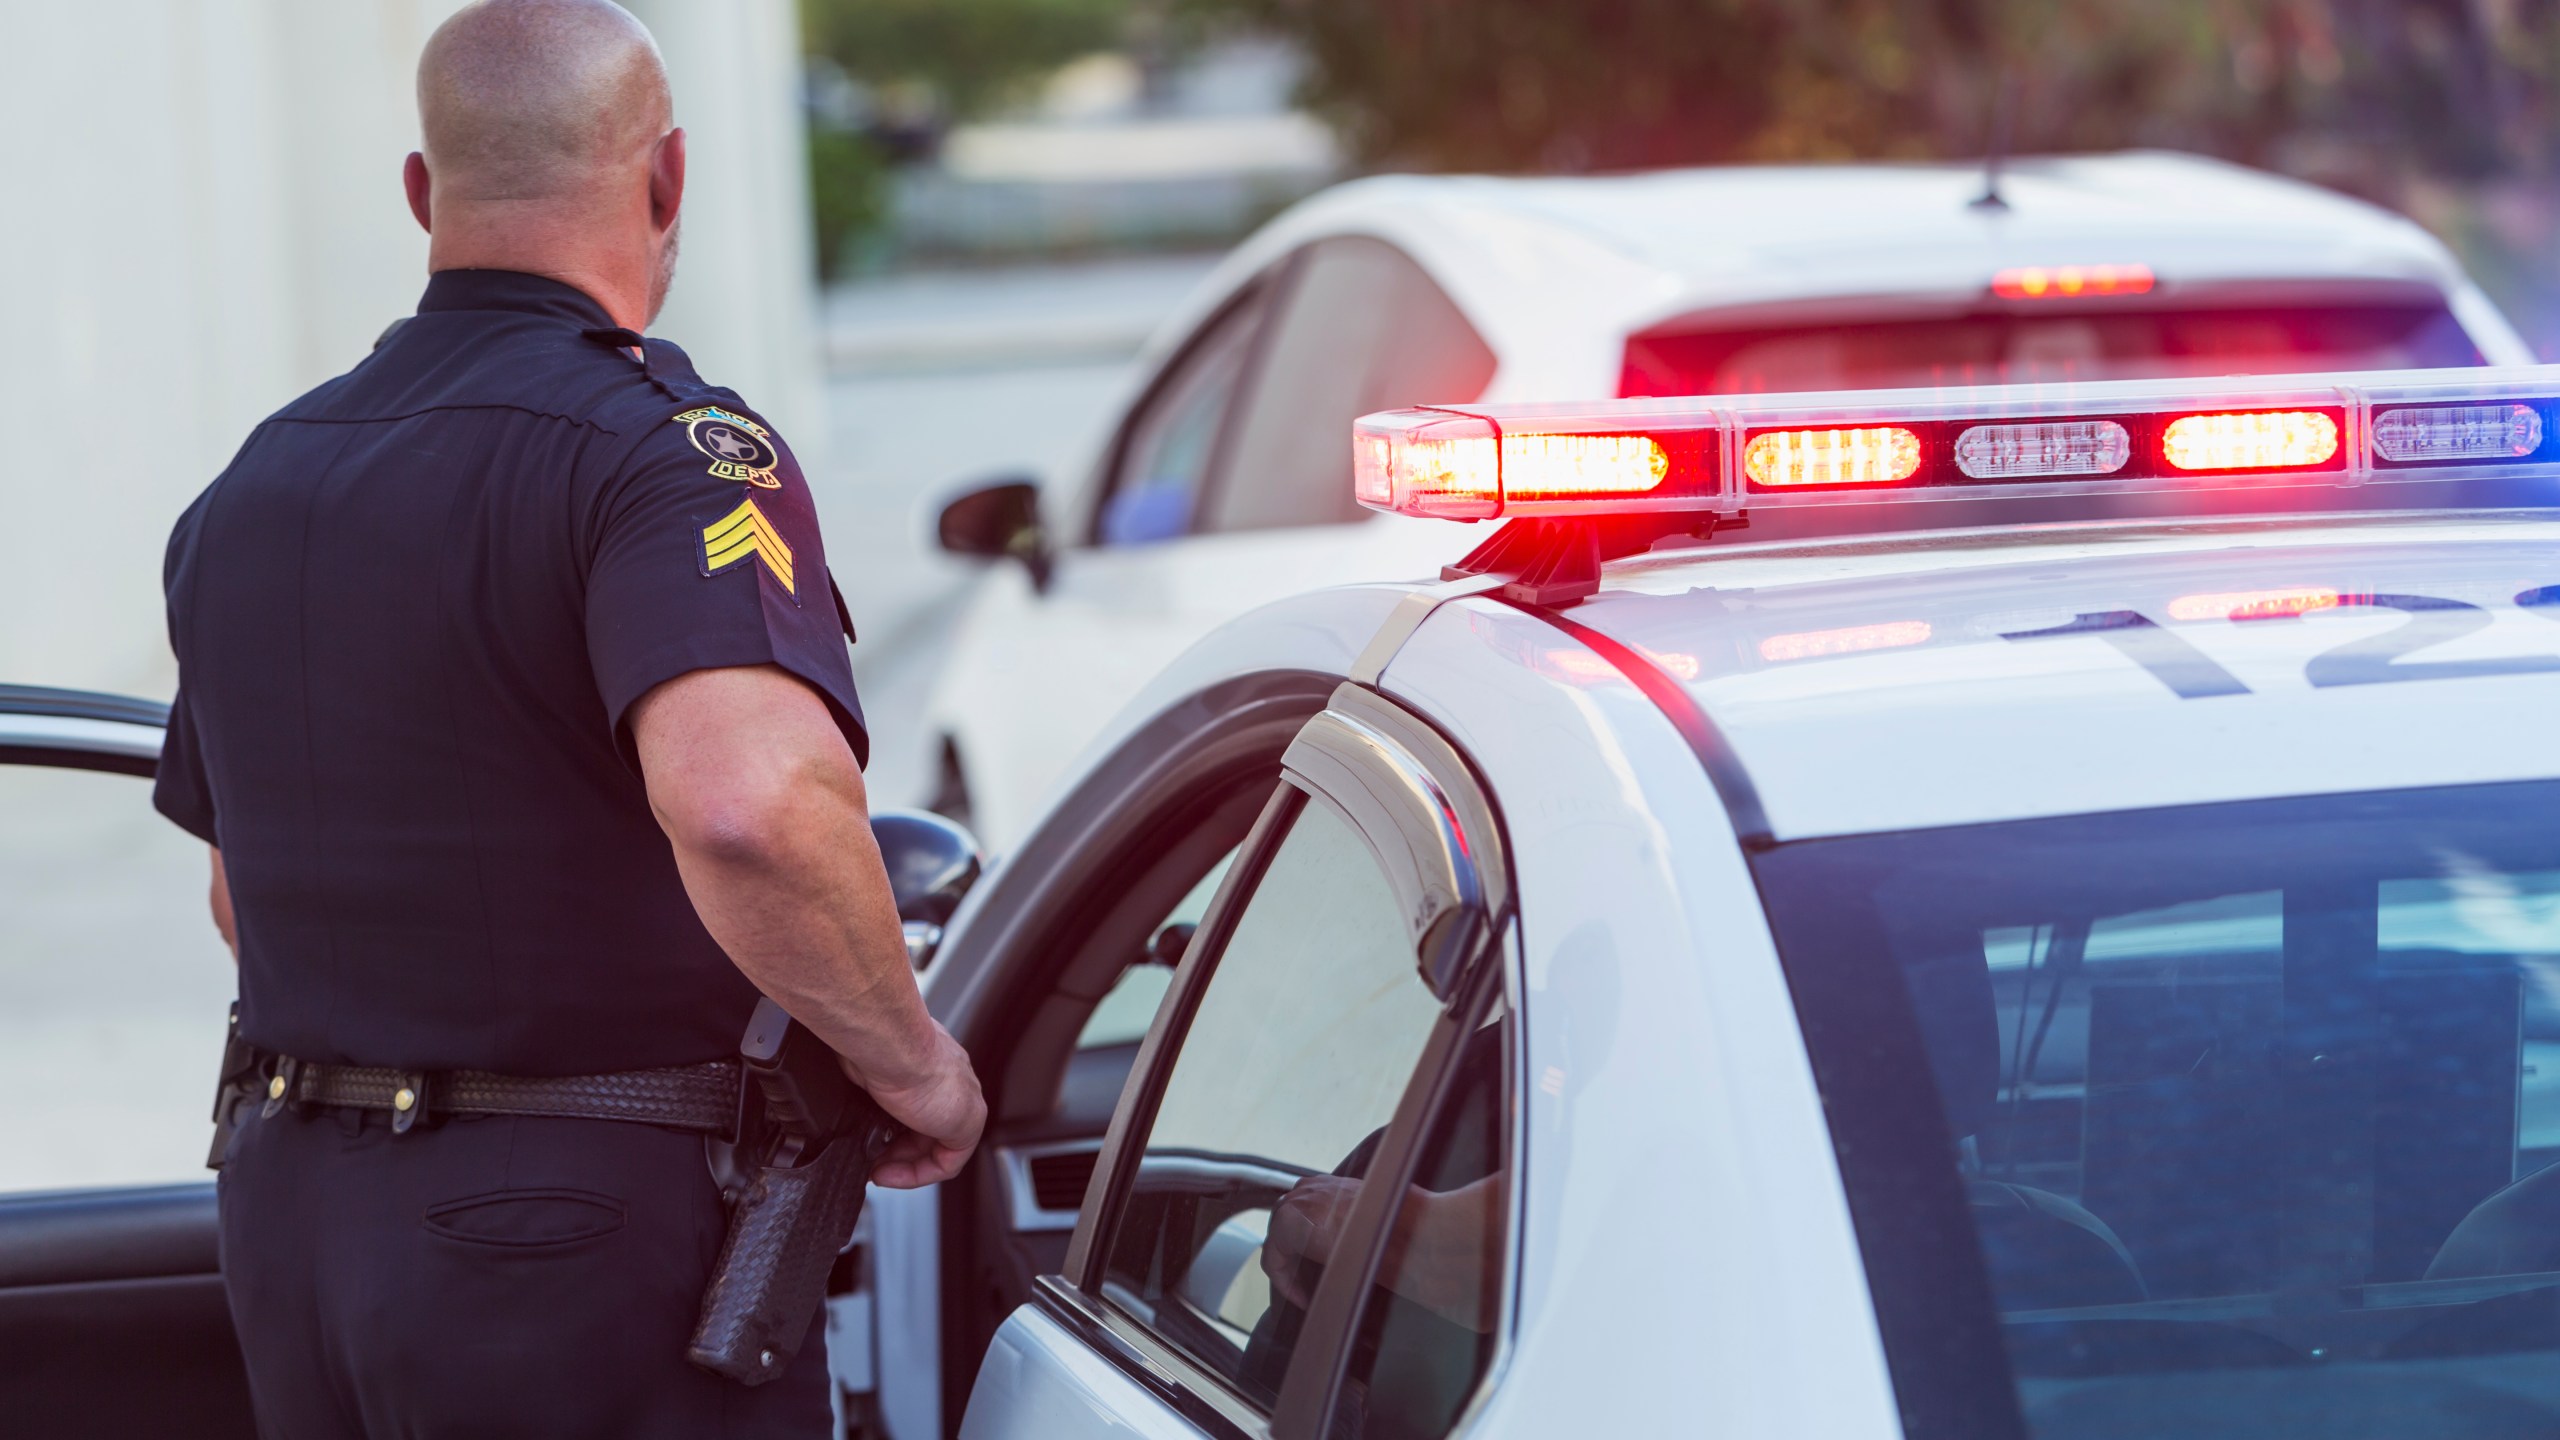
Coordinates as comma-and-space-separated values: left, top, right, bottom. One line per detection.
871, 809, 984, 968
936, 476, 1052, 592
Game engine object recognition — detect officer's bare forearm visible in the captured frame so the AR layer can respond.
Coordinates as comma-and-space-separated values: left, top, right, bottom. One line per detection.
629, 665, 946, 1091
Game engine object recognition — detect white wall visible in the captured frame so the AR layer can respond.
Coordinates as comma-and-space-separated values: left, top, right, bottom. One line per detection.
0, 0, 817, 696
629, 0, 824, 449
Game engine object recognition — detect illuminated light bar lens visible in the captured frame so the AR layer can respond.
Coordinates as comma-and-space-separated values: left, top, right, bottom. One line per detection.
2161, 411, 2339, 472
1992, 264, 2156, 300
2166, 588, 2342, 621
1356, 434, 1498, 517
1502, 433, 1671, 499
1745, 427, 1923, 488
1953, 420, 2132, 479
1355, 413, 1500, 519
1354, 418, 1671, 518
1759, 620, 1932, 662
2372, 403, 2545, 463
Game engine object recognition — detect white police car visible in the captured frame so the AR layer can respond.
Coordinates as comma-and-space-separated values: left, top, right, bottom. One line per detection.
22, 369, 2560, 1440
884, 366, 2560, 1440
918, 153, 2534, 850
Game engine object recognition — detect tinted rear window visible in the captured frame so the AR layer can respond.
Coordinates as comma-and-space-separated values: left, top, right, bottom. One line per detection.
1754, 781, 2560, 1440
1622, 304, 2484, 397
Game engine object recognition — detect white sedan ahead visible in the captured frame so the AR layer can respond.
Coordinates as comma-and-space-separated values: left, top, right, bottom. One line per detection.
918, 152, 2532, 850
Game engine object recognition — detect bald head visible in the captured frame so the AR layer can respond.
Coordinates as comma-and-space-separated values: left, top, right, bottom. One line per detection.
406, 0, 686, 328
419, 0, 670, 205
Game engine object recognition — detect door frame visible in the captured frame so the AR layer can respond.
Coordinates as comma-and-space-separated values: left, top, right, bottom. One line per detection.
0, 685, 263, 1440
0, 685, 166, 774
915, 668, 1344, 1433
1023, 680, 1521, 1440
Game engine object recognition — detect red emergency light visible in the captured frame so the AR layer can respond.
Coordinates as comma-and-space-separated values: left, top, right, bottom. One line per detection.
1350, 367, 2560, 524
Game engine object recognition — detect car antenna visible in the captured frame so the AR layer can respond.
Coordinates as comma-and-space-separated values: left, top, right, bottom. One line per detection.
1969, 72, 2016, 211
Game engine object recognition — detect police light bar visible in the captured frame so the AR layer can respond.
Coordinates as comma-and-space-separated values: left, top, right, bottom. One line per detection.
1352, 366, 2560, 523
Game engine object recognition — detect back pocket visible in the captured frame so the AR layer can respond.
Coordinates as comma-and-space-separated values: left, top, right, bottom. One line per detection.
424, 1188, 627, 1248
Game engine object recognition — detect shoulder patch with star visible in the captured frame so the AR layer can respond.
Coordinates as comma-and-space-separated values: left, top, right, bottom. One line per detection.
673, 406, 782, 488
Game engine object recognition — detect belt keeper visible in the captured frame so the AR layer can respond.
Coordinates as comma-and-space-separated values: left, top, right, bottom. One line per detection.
260, 1056, 300, 1120
390, 1071, 434, 1135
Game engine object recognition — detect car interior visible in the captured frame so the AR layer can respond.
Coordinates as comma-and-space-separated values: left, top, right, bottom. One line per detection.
964, 825, 1248, 1289
925, 668, 1343, 1425
1759, 779, 2560, 1439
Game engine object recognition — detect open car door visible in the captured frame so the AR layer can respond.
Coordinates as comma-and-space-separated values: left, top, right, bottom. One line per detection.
0, 686, 254, 1437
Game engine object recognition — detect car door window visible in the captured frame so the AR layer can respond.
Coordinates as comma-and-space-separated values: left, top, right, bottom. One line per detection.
1098, 285, 1272, 547
1097, 795, 1447, 1408
0, 761, 232, 1191
1327, 997, 1511, 1440
1074, 851, 1232, 1052
1203, 237, 1497, 535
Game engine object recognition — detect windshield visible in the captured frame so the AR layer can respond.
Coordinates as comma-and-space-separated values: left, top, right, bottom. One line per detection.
1754, 781, 2560, 1440
1622, 303, 2483, 396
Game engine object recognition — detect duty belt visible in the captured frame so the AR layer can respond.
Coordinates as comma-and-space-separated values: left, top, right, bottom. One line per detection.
254, 1054, 740, 1137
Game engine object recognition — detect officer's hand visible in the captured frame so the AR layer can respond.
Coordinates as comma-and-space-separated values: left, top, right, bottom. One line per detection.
856, 1025, 985, 1188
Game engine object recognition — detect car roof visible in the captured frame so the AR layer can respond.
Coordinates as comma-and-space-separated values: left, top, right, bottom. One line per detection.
1144, 153, 2526, 401
1429, 152, 2462, 298
1488, 510, 2560, 840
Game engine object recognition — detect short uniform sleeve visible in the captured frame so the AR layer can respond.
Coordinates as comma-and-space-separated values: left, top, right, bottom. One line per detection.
153, 684, 219, 843
154, 493, 220, 843
583, 404, 868, 767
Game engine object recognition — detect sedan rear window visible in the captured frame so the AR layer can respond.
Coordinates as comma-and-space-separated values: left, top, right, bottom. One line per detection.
1754, 780, 2560, 1440
1622, 303, 2484, 397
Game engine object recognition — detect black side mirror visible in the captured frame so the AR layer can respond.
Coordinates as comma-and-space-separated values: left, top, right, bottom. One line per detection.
1148, 922, 1195, 968
936, 476, 1051, 592
871, 809, 983, 968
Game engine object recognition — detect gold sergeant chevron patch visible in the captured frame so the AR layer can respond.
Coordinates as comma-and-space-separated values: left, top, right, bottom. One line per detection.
700, 498, 796, 596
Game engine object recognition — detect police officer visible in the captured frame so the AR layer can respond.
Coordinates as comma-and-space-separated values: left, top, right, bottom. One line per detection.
152, 3, 984, 1434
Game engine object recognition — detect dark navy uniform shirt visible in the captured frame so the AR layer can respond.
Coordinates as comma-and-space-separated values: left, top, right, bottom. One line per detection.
154, 269, 865, 1076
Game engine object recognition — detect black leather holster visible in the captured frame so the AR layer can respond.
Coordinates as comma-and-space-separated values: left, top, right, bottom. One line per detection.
688, 999, 900, 1386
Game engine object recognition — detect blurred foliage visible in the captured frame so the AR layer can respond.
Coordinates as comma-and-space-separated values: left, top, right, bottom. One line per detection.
803, 0, 1133, 118
800, 0, 1139, 277
806, 126, 891, 282
1185, 0, 2560, 188
1187, 0, 2560, 352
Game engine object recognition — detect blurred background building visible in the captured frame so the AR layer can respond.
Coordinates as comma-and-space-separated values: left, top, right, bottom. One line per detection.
0, 0, 815, 702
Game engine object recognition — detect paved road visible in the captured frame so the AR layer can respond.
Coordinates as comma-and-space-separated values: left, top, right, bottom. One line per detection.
0, 255, 1214, 1194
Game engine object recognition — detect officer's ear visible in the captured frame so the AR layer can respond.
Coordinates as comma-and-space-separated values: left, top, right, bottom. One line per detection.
404, 152, 433, 234
649, 128, 685, 234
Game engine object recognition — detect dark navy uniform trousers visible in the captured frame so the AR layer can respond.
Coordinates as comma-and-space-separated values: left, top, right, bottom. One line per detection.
220, 1104, 830, 1439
